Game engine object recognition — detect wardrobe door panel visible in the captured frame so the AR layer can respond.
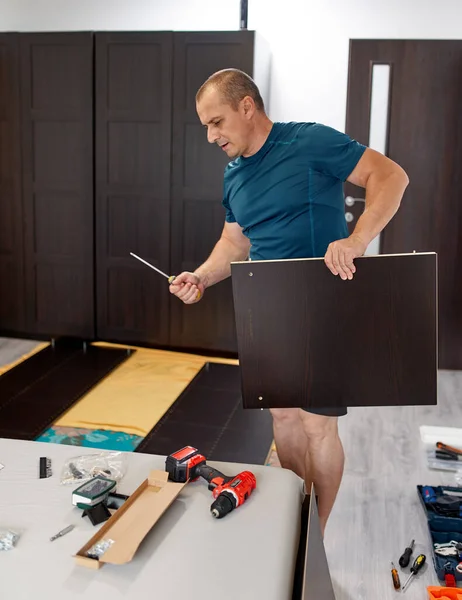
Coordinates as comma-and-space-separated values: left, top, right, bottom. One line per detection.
170, 31, 255, 354
20, 33, 94, 337
95, 32, 173, 345
0, 34, 25, 332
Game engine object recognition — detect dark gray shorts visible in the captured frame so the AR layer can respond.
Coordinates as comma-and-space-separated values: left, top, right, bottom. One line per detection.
302, 406, 348, 417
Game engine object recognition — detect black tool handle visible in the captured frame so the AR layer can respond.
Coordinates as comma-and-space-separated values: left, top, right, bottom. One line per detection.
399, 540, 415, 568
197, 465, 232, 487
410, 554, 426, 574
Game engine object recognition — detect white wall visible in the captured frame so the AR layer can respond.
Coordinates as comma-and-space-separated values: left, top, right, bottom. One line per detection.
248, 0, 462, 131
0, 0, 240, 32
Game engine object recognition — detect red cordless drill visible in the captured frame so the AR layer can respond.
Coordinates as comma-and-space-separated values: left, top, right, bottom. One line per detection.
165, 446, 256, 518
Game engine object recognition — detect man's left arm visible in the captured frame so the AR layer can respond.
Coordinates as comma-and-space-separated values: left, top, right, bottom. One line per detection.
324, 148, 409, 280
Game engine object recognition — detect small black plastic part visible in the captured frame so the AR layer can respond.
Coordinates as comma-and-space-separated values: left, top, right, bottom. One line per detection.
82, 502, 111, 526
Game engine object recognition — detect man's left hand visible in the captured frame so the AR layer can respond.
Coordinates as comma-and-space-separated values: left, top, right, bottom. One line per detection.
324, 235, 367, 280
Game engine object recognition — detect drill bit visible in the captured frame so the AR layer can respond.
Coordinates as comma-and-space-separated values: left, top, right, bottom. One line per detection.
50, 524, 75, 542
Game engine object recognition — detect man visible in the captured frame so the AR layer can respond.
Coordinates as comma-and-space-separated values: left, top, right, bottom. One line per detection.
169, 68, 409, 534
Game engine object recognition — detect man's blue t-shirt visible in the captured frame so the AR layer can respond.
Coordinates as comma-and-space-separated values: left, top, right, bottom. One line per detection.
222, 122, 367, 260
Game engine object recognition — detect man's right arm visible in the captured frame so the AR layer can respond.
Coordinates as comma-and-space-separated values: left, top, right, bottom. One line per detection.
169, 222, 250, 305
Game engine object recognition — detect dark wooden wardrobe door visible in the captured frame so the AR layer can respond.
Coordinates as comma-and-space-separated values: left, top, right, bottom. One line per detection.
20, 33, 94, 338
0, 34, 25, 333
170, 31, 255, 354
345, 40, 462, 369
95, 32, 173, 345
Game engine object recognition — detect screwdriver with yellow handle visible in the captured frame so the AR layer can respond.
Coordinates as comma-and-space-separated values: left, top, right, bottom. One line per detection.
401, 554, 426, 592
130, 252, 201, 299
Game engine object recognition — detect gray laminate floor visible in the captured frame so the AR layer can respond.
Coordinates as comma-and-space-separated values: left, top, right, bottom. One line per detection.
0, 336, 43, 369
325, 369, 462, 598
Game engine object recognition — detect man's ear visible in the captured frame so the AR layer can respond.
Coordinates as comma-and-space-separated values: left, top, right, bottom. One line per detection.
242, 96, 255, 118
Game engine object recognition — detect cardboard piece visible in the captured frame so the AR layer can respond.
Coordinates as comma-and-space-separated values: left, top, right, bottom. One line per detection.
75, 470, 186, 568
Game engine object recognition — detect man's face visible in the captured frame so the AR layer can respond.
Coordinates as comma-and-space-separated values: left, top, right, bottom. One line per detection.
196, 87, 253, 159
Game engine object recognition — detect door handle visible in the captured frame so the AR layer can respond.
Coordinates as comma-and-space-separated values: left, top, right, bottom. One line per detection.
345, 196, 366, 207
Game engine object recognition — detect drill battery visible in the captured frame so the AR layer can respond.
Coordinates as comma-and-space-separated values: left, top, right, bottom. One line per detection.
165, 446, 206, 483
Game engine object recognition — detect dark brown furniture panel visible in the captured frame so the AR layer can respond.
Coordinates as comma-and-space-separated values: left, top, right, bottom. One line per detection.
169, 31, 255, 354
95, 32, 173, 345
19, 33, 94, 337
231, 253, 437, 409
0, 34, 25, 332
345, 40, 462, 369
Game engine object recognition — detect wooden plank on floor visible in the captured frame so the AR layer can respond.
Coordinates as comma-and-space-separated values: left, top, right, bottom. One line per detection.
0, 342, 133, 440
53, 345, 237, 436
135, 362, 274, 465
0, 338, 82, 408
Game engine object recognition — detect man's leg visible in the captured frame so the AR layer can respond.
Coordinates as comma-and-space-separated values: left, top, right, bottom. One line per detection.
270, 408, 345, 535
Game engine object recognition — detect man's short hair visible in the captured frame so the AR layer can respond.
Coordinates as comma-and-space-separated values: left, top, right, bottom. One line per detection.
196, 68, 265, 112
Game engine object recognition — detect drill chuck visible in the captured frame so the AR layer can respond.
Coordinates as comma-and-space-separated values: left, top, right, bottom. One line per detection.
210, 491, 236, 518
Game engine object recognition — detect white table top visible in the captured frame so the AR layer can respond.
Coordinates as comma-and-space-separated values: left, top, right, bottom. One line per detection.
0, 438, 304, 600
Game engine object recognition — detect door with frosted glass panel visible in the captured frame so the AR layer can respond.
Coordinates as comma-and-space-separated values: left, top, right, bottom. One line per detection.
344, 40, 462, 369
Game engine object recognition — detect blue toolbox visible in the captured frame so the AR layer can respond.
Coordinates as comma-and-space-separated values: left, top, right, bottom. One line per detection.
417, 485, 462, 586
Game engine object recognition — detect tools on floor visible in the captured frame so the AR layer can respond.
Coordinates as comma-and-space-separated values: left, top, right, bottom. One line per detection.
166, 446, 256, 518
391, 562, 401, 590
417, 483, 462, 586
434, 541, 462, 558
437, 442, 462, 457
50, 524, 75, 542
399, 539, 415, 568
402, 554, 427, 592
426, 439, 462, 474
391, 540, 427, 592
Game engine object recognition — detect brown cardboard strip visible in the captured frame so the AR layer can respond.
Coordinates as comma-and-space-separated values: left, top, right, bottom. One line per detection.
75, 470, 186, 568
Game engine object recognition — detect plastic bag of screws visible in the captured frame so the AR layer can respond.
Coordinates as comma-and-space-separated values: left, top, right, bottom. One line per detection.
60, 452, 128, 485
0, 529, 21, 551
86, 538, 114, 559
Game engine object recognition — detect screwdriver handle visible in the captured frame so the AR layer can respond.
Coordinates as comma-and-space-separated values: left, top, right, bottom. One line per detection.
400, 553, 426, 592
399, 539, 415, 568
437, 441, 462, 456
168, 275, 201, 299
411, 553, 426, 574
391, 562, 401, 590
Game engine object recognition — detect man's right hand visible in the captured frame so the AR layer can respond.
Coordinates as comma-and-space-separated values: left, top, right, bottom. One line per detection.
169, 272, 205, 305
